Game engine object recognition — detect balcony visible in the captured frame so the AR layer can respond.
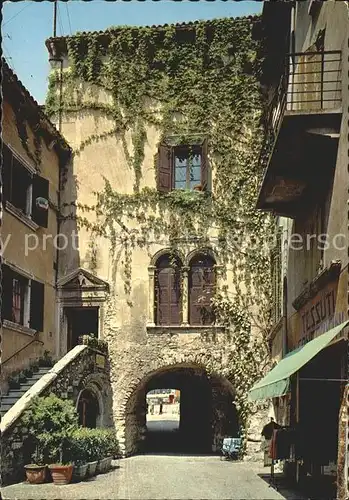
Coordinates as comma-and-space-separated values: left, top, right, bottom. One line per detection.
257, 50, 342, 217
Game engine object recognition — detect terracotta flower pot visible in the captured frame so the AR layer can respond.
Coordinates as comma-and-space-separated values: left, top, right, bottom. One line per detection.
24, 464, 47, 484
48, 464, 73, 485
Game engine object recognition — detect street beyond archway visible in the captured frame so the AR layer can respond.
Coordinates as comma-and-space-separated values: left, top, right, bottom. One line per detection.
1, 456, 306, 500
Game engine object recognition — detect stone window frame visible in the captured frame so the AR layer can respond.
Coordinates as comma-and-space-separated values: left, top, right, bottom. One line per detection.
147, 247, 224, 330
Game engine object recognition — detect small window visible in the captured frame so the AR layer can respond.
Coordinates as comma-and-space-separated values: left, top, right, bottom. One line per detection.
174, 146, 202, 190
155, 255, 182, 325
157, 139, 209, 193
189, 254, 215, 326
2, 143, 49, 228
2, 265, 44, 331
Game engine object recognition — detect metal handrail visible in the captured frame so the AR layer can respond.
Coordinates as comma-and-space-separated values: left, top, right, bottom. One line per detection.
258, 49, 342, 174
2, 336, 44, 366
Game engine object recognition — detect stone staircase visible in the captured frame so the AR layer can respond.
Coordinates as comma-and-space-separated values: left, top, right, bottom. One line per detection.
1, 367, 52, 418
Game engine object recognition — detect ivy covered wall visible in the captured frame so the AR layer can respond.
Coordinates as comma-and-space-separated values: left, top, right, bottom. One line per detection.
46, 16, 273, 453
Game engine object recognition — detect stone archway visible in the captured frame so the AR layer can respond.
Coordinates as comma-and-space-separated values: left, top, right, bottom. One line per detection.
123, 363, 239, 456
76, 373, 112, 428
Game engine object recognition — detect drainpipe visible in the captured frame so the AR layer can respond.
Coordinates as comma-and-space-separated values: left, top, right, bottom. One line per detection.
48, 49, 65, 357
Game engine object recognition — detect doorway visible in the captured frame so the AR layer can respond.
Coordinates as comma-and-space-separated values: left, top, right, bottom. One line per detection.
77, 389, 99, 428
66, 307, 99, 350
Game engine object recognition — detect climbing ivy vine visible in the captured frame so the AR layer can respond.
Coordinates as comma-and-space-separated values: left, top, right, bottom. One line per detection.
47, 17, 275, 441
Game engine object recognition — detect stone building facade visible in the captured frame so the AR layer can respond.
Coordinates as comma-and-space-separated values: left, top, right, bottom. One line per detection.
44, 17, 273, 457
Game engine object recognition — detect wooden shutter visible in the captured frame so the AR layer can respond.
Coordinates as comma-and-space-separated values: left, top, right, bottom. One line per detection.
189, 256, 215, 325
155, 258, 181, 325
31, 175, 49, 228
201, 139, 209, 191
30, 279, 44, 331
2, 265, 13, 321
157, 143, 172, 193
2, 143, 13, 202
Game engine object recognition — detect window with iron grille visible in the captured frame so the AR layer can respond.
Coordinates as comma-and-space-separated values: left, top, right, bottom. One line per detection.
157, 139, 209, 193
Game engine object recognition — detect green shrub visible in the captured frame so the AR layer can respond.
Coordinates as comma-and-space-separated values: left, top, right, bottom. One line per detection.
22, 394, 79, 464
69, 428, 119, 464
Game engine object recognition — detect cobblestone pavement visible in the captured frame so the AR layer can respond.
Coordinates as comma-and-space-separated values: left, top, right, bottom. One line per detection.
1, 456, 306, 500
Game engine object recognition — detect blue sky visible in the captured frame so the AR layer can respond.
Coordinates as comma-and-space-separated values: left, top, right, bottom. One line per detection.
2, 1, 262, 104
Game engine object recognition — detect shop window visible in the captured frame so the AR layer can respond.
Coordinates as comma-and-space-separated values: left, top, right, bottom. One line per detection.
155, 254, 182, 325
2, 265, 44, 331
189, 254, 215, 325
2, 142, 49, 227
157, 140, 209, 193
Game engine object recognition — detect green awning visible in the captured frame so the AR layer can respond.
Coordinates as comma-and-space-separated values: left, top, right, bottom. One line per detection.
248, 320, 349, 402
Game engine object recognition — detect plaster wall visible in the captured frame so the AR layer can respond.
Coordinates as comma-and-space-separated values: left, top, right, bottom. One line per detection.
2, 99, 60, 382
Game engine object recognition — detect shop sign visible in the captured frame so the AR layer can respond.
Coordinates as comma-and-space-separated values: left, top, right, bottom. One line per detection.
298, 280, 338, 345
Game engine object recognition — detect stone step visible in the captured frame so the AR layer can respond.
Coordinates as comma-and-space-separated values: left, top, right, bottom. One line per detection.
18, 384, 35, 391
1, 402, 14, 413
2, 396, 21, 405
6, 389, 28, 398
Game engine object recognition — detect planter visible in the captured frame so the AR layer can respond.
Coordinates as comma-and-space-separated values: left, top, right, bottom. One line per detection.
48, 464, 73, 485
86, 460, 98, 477
72, 463, 88, 481
96, 457, 112, 474
96, 457, 107, 474
24, 464, 47, 484
104, 456, 113, 472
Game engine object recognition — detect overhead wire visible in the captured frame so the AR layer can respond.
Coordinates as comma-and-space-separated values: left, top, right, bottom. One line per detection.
57, 3, 64, 36
3, 2, 32, 27
65, 2, 73, 35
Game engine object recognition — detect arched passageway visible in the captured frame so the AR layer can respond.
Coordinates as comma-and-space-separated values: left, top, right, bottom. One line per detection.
77, 388, 99, 428
125, 364, 239, 455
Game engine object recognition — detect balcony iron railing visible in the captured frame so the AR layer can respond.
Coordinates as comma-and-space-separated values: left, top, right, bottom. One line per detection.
260, 50, 342, 170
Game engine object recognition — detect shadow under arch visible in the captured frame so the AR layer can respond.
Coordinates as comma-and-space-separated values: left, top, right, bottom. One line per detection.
124, 362, 239, 456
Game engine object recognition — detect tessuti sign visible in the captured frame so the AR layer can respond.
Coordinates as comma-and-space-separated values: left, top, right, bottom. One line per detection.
300, 281, 336, 338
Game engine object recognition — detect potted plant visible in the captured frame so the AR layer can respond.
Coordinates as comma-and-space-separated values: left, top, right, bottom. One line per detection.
70, 428, 89, 481
22, 394, 78, 485
96, 430, 108, 474
104, 429, 120, 472
38, 350, 54, 368
8, 372, 21, 390
30, 360, 40, 373
23, 441, 47, 484
85, 429, 99, 477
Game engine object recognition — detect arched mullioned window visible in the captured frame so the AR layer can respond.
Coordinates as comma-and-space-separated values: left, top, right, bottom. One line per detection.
155, 254, 182, 325
189, 254, 215, 326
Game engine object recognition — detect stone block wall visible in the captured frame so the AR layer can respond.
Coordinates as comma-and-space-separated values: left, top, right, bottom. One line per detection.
0, 346, 113, 485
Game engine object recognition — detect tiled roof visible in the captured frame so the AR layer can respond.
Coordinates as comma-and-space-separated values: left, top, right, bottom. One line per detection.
45, 15, 260, 53
2, 58, 71, 154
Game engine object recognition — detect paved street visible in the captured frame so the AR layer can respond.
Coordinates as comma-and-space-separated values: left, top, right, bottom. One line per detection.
1, 455, 306, 500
